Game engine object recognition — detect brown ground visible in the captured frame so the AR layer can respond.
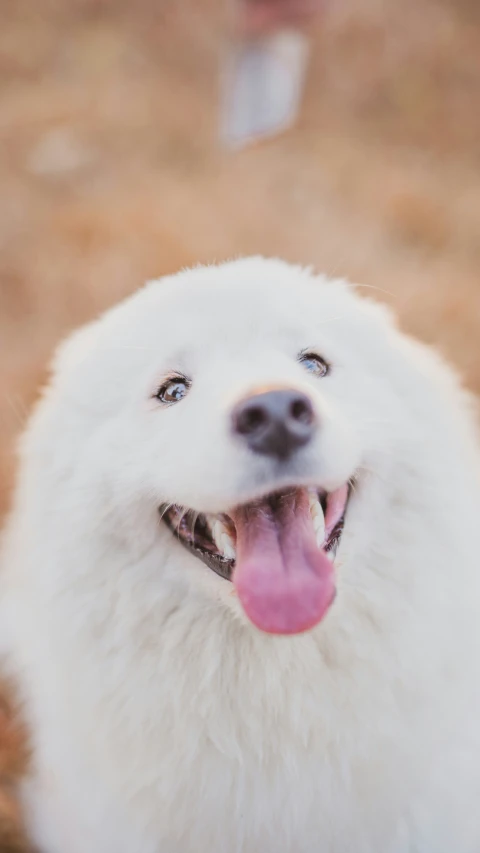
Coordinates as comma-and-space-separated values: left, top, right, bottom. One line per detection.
0, 0, 480, 847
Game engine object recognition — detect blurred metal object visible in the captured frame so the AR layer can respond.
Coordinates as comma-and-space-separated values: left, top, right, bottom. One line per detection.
220, 29, 309, 148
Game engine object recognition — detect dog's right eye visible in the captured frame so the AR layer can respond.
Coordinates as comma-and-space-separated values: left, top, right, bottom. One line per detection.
155, 378, 189, 404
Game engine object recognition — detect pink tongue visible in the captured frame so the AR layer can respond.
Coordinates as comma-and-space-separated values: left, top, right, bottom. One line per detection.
231, 489, 335, 635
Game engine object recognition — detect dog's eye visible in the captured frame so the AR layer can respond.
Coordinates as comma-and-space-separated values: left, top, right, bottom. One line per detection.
299, 352, 329, 378
156, 378, 189, 404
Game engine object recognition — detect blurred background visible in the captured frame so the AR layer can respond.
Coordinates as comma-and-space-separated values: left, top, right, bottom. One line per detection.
1, 0, 480, 521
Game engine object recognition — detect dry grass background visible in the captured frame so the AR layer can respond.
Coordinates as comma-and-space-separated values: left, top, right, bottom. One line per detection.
0, 0, 479, 847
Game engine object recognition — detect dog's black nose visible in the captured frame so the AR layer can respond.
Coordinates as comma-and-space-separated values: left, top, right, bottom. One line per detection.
232, 389, 316, 461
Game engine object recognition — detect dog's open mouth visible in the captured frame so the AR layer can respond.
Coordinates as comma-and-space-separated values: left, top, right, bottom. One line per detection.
160, 484, 350, 635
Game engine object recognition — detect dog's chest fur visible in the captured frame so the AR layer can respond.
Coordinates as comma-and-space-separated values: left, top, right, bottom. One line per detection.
15, 574, 478, 853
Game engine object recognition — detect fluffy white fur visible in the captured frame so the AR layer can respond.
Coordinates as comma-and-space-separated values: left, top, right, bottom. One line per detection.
1, 258, 480, 852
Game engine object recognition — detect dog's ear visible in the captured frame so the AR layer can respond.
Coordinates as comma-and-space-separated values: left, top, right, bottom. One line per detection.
354, 294, 398, 332
50, 320, 102, 380
323, 275, 398, 328
311, 273, 399, 339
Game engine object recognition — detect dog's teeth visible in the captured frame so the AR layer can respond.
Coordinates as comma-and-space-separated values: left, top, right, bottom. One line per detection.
308, 492, 325, 548
211, 520, 236, 561
220, 535, 236, 561
210, 519, 222, 550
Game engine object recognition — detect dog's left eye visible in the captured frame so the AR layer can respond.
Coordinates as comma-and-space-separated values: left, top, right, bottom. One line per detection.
299, 352, 329, 378
155, 378, 189, 404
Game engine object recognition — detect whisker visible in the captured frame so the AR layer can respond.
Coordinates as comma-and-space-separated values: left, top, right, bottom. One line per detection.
355, 464, 392, 483
352, 283, 395, 299
3, 393, 29, 428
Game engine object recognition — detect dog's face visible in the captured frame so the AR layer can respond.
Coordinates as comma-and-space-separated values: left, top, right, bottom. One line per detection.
48, 259, 414, 635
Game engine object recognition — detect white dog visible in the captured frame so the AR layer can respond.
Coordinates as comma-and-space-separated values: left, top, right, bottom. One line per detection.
1, 258, 480, 853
